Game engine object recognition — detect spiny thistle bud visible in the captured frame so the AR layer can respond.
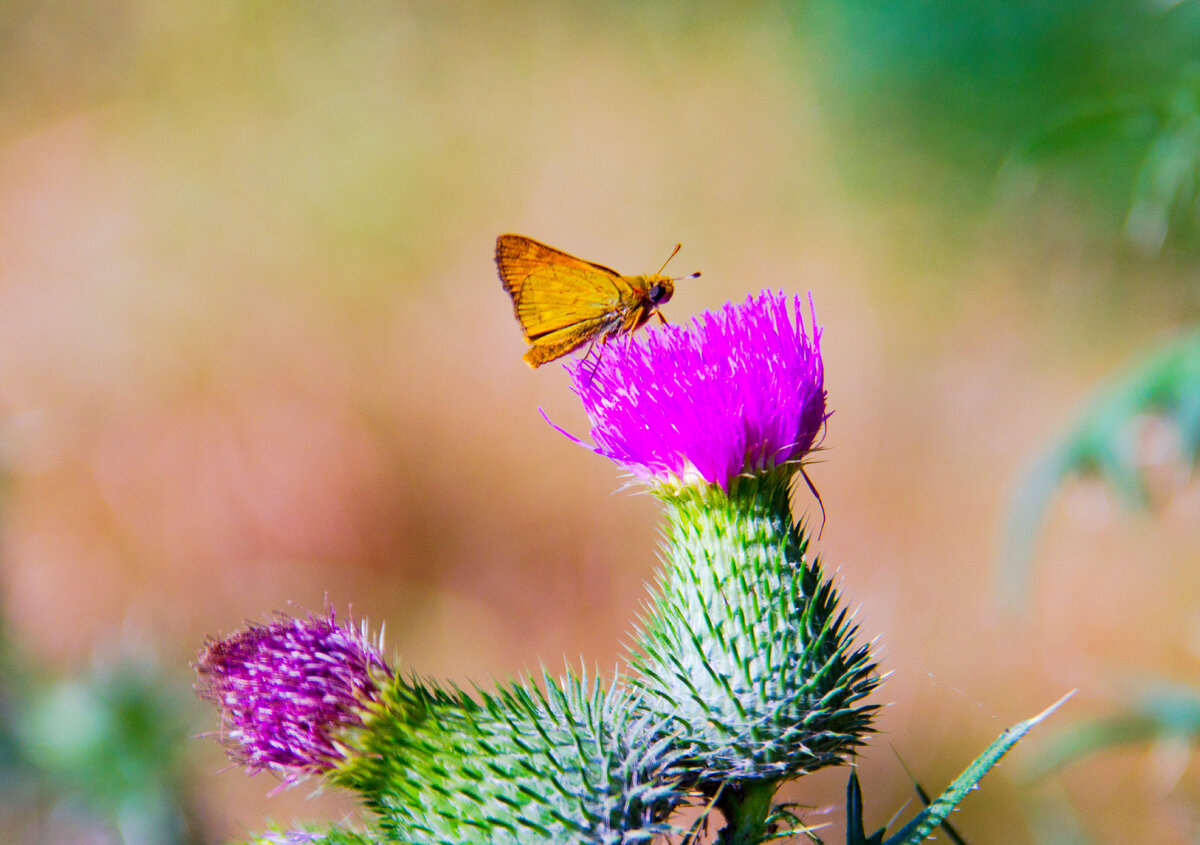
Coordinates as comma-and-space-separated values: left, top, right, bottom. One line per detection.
337, 670, 689, 844
196, 610, 388, 781
636, 478, 878, 789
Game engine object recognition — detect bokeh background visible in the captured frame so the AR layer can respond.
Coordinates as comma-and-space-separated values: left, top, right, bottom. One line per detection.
1, 2, 1199, 842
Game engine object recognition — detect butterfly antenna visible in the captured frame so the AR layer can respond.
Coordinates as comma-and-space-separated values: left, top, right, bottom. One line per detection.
656, 242, 682, 275
656, 241, 701, 281
798, 464, 826, 539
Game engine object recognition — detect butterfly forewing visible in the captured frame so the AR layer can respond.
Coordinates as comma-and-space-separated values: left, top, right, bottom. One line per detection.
496, 235, 627, 341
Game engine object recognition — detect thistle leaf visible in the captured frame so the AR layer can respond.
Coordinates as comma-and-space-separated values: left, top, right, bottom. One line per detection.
875, 693, 1072, 845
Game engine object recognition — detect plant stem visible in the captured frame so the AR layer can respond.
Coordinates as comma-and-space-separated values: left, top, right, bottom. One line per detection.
716, 780, 778, 845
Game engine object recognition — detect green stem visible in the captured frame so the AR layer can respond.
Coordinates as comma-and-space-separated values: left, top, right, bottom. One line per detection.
716, 780, 779, 845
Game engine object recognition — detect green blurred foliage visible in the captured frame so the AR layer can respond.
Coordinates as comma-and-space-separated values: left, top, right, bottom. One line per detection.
0, 637, 204, 844
0, 458, 201, 842
1018, 681, 1200, 844
1001, 328, 1200, 601
793, 0, 1200, 257
997, 326, 1200, 838
1025, 680, 1200, 779
1023, 783, 1096, 845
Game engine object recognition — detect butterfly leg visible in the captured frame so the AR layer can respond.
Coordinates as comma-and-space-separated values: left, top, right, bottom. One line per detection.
579, 338, 605, 387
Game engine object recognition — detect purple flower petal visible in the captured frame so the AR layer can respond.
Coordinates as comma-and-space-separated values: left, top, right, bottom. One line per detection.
196, 609, 388, 779
564, 290, 826, 491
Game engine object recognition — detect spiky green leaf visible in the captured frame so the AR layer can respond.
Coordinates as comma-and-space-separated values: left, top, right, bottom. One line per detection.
879, 693, 1072, 845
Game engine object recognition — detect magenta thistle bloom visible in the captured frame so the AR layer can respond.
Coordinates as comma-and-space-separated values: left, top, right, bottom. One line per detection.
560, 290, 826, 490
196, 610, 389, 779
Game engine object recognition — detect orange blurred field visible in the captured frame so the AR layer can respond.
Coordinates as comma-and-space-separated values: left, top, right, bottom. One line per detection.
0, 3, 1197, 843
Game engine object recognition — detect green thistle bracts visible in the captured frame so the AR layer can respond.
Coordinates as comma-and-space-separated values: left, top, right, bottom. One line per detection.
334, 670, 688, 844
631, 471, 879, 789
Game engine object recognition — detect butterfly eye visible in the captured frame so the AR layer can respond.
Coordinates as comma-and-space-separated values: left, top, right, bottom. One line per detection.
649, 284, 667, 303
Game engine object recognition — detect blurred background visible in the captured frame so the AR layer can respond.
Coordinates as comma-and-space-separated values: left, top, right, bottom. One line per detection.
0, 1, 1198, 842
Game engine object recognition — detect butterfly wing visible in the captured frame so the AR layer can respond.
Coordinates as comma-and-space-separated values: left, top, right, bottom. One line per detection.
496, 234, 629, 343
518, 315, 617, 367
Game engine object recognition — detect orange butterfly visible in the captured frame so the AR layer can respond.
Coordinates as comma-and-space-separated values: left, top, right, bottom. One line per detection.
496, 234, 699, 368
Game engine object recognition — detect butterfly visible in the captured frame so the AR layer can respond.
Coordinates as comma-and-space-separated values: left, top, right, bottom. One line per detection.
496, 233, 699, 368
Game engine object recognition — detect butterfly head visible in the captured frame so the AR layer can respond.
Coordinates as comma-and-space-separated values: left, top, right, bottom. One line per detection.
650, 243, 701, 307
646, 276, 675, 307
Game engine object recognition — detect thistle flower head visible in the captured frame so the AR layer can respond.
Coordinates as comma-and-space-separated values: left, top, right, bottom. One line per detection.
196, 610, 389, 779
564, 290, 826, 491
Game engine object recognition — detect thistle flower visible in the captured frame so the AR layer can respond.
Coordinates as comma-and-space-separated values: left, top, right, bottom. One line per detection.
196, 610, 388, 779
562, 290, 826, 490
